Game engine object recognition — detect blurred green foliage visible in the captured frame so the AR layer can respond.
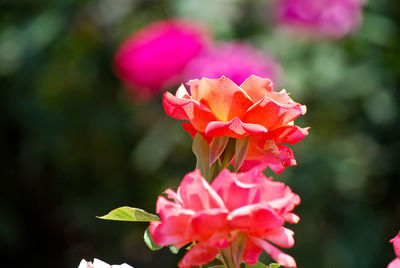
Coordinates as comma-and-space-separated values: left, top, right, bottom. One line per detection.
1, 0, 399, 267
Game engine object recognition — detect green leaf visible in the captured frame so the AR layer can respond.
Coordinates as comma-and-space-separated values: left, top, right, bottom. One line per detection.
234, 137, 249, 172
209, 266, 225, 268
246, 261, 277, 268
192, 133, 211, 180
97, 206, 160, 222
169, 245, 179, 254
267, 264, 280, 268
209, 136, 229, 165
144, 227, 163, 251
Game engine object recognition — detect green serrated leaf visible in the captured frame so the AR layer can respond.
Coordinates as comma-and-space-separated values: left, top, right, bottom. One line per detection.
192, 133, 211, 180
234, 136, 249, 172
267, 264, 280, 268
169, 245, 179, 254
209, 136, 229, 165
97, 206, 160, 222
144, 227, 163, 251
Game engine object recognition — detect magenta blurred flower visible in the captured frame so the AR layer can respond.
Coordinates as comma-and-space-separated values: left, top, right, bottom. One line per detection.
114, 19, 211, 98
78, 258, 133, 268
275, 0, 363, 38
388, 231, 400, 268
182, 42, 281, 86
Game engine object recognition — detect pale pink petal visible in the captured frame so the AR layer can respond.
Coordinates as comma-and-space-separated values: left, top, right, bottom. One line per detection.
155, 196, 182, 217
178, 170, 226, 211
388, 258, 400, 268
165, 189, 183, 206
261, 227, 295, 248
149, 209, 194, 247
178, 242, 219, 268
191, 208, 229, 239
267, 188, 301, 218
391, 232, 400, 258
228, 203, 284, 231
240, 75, 274, 103
283, 213, 300, 224
211, 169, 261, 211
251, 237, 297, 268
188, 76, 253, 121
205, 117, 268, 138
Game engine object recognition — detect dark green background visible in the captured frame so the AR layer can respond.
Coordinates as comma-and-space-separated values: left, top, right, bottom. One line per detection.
1, 0, 399, 267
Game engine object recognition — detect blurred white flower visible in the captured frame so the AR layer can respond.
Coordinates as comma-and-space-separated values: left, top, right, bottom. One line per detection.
78, 258, 133, 268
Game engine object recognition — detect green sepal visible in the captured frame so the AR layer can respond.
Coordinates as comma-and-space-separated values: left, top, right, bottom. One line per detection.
144, 227, 163, 251
97, 206, 160, 222
234, 136, 249, 172
209, 136, 229, 165
220, 138, 236, 169
192, 133, 211, 180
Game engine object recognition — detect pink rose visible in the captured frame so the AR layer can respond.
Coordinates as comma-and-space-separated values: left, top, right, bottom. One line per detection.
150, 168, 300, 268
114, 19, 210, 98
163, 75, 308, 173
182, 42, 281, 86
275, 0, 363, 38
78, 258, 132, 268
388, 231, 400, 268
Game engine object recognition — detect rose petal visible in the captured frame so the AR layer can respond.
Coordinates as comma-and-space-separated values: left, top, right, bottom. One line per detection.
243, 96, 305, 129
240, 75, 274, 103
163, 91, 217, 132
266, 125, 310, 144
391, 232, 400, 258
242, 237, 263, 265
149, 206, 194, 247
178, 242, 219, 268
191, 208, 229, 238
178, 170, 226, 211
228, 203, 284, 231
388, 258, 400, 268
261, 227, 295, 248
251, 237, 297, 268
205, 117, 268, 138
243, 143, 297, 174
188, 76, 253, 121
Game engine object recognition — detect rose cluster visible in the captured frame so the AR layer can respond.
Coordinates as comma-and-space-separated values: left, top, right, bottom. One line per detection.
146, 75, 308, 268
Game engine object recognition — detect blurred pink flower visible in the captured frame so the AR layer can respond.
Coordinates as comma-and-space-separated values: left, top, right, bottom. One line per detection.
388, 231, 400, 268
78, 258, 132, 268
275, 0, 363, 38
182, 42, 281, 86
150, 168, 300, 268
114, 19, 211, 98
